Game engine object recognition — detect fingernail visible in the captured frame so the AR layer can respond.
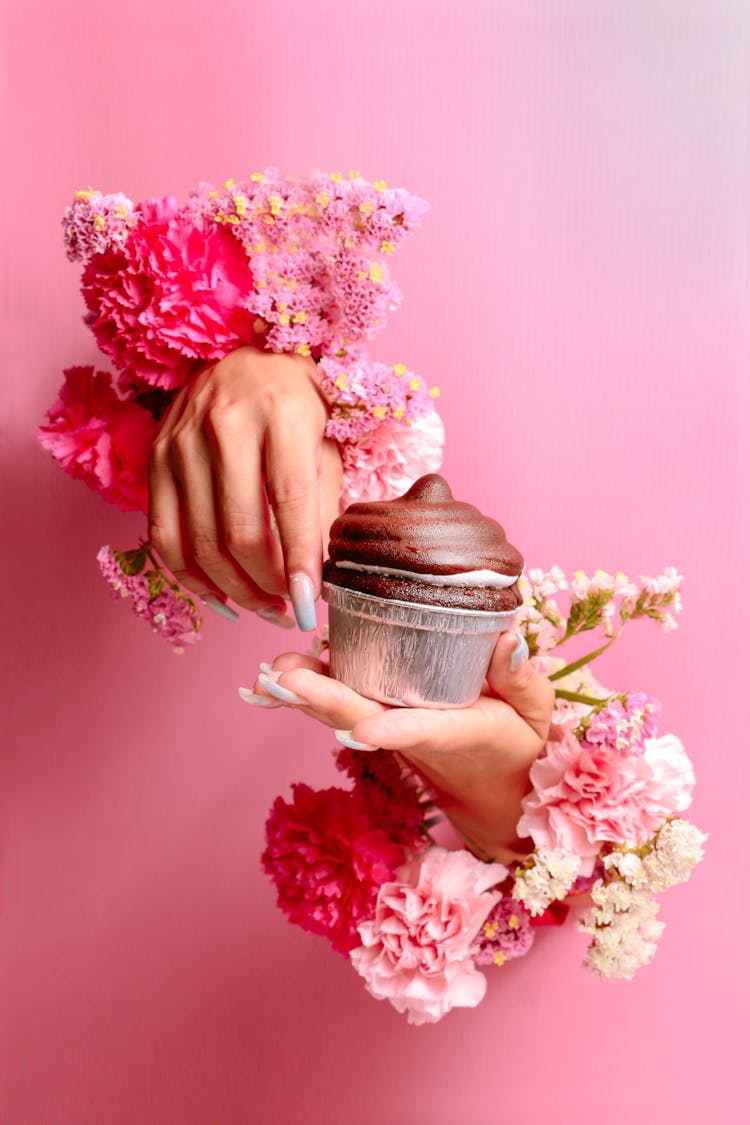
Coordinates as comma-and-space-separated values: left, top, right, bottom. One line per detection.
258, 671, 306, 706
257, 606, 296, 629
259, 661, 274, 675
238, 687, 283, 708
201, 594, 239, 622
335, 729, 378, 752
288, 572, 317, 632
510, 634, 529, 672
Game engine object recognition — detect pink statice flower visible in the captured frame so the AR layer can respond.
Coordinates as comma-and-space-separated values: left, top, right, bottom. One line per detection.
517, 728, 695, 861
349, 847, 506, 1025
580, 692, 662, 757
319, 354, 440, 443
471, 895, 535, 966
335, 748, 428, 850
62, 187, 134, 262
340, 411, 445, 506
39, 367, 156, 512
82, 197, 258, 389
97, 545, 201, 651
262, 783, 406, 956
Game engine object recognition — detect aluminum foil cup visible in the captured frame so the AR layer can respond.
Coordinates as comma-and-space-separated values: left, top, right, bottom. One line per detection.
322, 582, 517, 709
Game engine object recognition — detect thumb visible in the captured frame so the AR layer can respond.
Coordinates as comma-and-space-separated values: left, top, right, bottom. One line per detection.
485, 631, 555, 742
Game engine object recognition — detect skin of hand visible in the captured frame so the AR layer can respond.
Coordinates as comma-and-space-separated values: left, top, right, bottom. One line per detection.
248, 631, 556, 865
148, 346, 343, 621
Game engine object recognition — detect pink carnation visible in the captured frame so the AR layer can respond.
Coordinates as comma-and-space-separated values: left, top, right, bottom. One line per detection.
350, 847, 506, 1025
340, 411, 445, 506
517, 729, 695, 859
82, 197, 258, 389
39, 367, 156, 512
262, 784, 406, 955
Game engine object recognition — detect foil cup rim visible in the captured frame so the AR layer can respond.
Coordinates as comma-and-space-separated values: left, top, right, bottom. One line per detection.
322, 580, 518, 622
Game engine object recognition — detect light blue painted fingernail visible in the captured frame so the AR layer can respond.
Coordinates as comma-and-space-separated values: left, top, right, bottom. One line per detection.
258, 671, 306, 706
335, 729, 378, 752
259, 661, 274, 675
257, 606, 296, 629
510, 634, 529, 672
201, 594, 239, 622
288, 572, 317, 632
238, 687, 283, 708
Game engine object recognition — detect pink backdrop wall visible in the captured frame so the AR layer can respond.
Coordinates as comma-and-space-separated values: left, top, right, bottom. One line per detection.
3, 1, 748, 1121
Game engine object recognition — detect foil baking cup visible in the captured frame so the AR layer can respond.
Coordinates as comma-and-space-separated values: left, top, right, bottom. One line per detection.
322, 582, 517, 709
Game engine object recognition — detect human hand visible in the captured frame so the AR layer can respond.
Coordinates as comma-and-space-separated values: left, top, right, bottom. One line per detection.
148, 346, 342, 628
241, 631, 555, 864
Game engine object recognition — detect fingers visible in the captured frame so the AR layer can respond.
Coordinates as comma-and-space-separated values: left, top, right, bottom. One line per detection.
207, 405, 287, 598
265, 402, 326, 598
484, 631, 555, 742
169, 422, 285, 614
244, 654, 385, 731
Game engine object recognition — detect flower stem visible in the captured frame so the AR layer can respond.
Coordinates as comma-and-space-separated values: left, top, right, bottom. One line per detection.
547, 637, 617, 682
554, 689, 612, 706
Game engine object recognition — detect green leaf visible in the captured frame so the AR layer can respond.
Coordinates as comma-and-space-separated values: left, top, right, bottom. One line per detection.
547, 637, 616, 682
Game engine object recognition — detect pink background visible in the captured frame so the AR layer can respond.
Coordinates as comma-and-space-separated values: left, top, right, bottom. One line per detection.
2, 1, 748, 1121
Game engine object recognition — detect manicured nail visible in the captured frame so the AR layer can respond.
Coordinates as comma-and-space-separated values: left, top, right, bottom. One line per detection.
259, 661, 274, 675
201, 594, 239, 622
335, 729, 378, 752
257, 606, 296, 629
510, 634, 529, 672
238, 687, 283, 708
258, 671, 306, 706
288, 572, 317, 632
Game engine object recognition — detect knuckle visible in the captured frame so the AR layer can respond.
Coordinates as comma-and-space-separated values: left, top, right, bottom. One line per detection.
223, 515, 263, 558
271, 474, 311, 510
205, 402, 246, 437
191, 533, 220, 568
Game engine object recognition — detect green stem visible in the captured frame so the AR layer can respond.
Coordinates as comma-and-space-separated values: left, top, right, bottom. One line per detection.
547, 637, 617, 682
554, 689, 612, 706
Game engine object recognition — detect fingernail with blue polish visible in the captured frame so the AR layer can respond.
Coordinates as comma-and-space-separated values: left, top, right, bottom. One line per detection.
238, 687, 283, 708
259, 661, 274, 675
335, 729, 378, 752
288, 572, 317, 632
258, 671, 306, 706
510, 634, 529, 672
257, 606, 296, 629
201, 594, 239, 622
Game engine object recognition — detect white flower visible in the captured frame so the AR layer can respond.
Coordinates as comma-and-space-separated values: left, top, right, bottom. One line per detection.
514, 850, 581, 916
602, 851, 646, 886
642, 819, 707, 892
581, 888, 665, 979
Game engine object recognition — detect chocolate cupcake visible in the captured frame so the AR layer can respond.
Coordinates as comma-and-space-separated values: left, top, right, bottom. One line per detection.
323, 474, 523, 612
322, 475, 524, 708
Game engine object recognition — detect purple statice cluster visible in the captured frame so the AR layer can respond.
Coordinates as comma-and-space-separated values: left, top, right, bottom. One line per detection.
97, 546, 201, 651
579, 692, 662, 757
63, 187, 135, 262
191, 169, 428, 356
318, 354, 440, 443
471, 895, 535, 967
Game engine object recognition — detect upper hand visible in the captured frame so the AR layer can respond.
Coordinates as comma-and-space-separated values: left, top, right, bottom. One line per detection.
148, 346, 343, 624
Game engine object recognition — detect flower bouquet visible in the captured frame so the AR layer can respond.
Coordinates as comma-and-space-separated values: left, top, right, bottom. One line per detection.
262, 565, 706, 1024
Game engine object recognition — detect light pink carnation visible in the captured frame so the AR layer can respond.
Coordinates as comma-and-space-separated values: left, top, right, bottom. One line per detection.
82, 197, 257, 389
517, 729, 695, 859
350, 847, 506, 1025
340, 411, 444, 506
39, 367, 156, 512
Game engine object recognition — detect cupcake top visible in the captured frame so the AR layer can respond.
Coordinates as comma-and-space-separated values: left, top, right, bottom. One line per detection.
326, 474, 523, 586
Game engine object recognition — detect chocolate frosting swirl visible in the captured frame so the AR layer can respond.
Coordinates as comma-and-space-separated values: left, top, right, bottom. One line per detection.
327, 474, 523, 576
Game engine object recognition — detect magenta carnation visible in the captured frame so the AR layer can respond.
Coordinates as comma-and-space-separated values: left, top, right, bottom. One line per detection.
335, 748, 427, 850
82, 197, 258, 389
262, 784, 407, 955
517, 728, 696, 859
39, 366, 156, 512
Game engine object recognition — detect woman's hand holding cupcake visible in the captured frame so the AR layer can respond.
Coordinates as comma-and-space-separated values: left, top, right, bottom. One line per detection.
242, 630, 555, 865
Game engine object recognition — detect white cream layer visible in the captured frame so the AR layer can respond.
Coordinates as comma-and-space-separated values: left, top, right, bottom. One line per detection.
334, 561, 520, 589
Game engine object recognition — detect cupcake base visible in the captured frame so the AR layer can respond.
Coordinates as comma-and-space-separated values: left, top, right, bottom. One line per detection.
322, 582, 517, 709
